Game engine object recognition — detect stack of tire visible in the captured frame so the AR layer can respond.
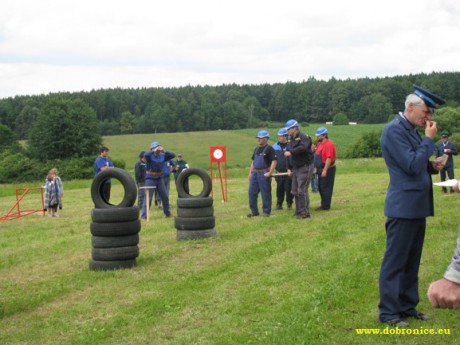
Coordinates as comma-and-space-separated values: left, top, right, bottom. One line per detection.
175, 168, 216, 241
89, 168, 140, 271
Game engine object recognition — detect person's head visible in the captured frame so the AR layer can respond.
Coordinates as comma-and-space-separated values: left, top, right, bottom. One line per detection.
404, 85, 446, 128
150, 141, 162, 155
177, 154, 183, 161
139, 150, 146, 160
285, 119, 299, 137
256, 130, 269, 146
441, 133, 449, 143
100, 146, 109, 157
47, 168, 57, 180
315, 127, 328, 142
277, 128, 289, 143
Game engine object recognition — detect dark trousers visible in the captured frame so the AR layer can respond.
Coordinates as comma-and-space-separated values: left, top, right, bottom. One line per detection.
249, 172, 272, 215
142, 178, 171, 218
102, 182, 111, 203
291, 165, 310, 216
318, 165, 336, 210
138, 182, 145, 209
275, 175, 293, 207
378, 218, 426, 322
440, 166, 455, 192
156, 175, 171, 202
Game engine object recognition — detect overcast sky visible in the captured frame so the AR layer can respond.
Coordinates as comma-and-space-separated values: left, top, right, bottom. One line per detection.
1, 0, 459, 98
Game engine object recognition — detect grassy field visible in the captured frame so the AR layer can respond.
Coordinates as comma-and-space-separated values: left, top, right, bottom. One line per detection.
1, 154, 460, 344
103, 123, 386, 173
2, 126, 460, 344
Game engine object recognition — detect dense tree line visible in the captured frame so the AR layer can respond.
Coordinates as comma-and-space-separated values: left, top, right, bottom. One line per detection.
1, 72, 460, 139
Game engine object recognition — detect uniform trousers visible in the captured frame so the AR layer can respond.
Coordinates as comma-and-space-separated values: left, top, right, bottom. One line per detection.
378, 217, 426, 322
249, 171, 272, 215
275, 175, 293, 207
142, 178, 171, 218
318, 165, 335, 210
440, 166, 455, 193
291, 164, 310, 217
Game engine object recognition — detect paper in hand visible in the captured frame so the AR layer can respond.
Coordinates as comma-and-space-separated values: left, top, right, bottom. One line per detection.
433, 179, 458, 187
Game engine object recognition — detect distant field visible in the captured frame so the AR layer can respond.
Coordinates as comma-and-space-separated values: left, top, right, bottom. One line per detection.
104, 123, 386, 173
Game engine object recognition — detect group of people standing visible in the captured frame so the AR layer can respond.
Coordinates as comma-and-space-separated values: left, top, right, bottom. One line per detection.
247, 119, 337, 219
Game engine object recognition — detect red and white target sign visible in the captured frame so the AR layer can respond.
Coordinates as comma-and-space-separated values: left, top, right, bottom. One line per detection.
210, 146, 226, 163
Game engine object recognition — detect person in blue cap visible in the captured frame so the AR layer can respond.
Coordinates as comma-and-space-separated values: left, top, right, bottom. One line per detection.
313, 126, 336, 210
247, 130, 277, 217
284, 119, 314, 219
134, 150, 146, 209
436, 133, 457, 193
142, 142, 175, 219
378, 85, 447, 327
272, 128, 293, 210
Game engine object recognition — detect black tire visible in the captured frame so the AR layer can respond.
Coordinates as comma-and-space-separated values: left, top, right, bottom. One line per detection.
89, 258, 137, 271
90, 220, 141, 237
92, 245, 139, 261
91, 207, 139, 223
176, 168, 212, 198
174, 216, 215, 230
176, 197, 213, 208
91, 234, 139, 248
176, 228, 217, 241
91, 167, 137, 208
177, 205, 214, 218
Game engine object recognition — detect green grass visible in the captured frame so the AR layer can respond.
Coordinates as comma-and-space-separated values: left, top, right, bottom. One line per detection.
103, 123, 386, 173
1, 157, 460, 344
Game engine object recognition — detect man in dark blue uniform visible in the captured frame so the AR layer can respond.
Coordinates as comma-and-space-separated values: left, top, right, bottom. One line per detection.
272, 128, 293, 210
436, 133, 457, 193
134, 151, 146, 209
379, 85, 446, 327
247, 130, 277, 217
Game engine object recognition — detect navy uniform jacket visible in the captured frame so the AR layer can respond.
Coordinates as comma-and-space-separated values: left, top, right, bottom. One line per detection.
381, 113, 438, 219
436, 141, 457, 168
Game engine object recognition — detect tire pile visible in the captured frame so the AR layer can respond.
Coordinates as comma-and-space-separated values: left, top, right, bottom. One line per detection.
175, 168, 217, 241
89, 168, 140, 271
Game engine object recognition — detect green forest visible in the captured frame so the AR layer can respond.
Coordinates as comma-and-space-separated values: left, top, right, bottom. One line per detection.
1, 71, 460, 183
1, 71, 460, 139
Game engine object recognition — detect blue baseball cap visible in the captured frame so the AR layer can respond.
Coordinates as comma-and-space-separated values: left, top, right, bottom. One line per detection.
150, 141, 161, 149
285, 119, 299, 130
315, 127, 328, 136
277, 128, 288, 136
256, 130, 269, 139
413, 85, 446, 113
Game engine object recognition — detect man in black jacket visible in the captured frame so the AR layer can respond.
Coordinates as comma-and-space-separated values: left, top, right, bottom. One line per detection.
284, 119, 313, 219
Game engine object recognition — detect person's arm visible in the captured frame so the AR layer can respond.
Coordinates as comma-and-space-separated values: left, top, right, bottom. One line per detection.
321, 157, 332, 177
450, 143, 458, 156
428, 229, 460, 309
248, 161, 254, 180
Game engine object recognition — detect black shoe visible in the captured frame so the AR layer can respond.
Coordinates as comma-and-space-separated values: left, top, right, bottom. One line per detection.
315, 206, 324, 211
296, 214, 310, 219
403, 312, 430, 321
287, 204, 292, 210
383, 319, 410, 327
276, 204, 282, 210
247, 213, 259, 218
165, 214, 172, 218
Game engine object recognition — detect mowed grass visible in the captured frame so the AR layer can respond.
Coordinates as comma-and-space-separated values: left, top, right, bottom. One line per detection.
1, 157, 460, 344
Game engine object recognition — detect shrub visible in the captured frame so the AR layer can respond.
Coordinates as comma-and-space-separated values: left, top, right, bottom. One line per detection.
345, 130, 382, 158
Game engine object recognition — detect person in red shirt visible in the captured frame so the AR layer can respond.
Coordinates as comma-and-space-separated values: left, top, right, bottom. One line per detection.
313, 127, 336, 210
